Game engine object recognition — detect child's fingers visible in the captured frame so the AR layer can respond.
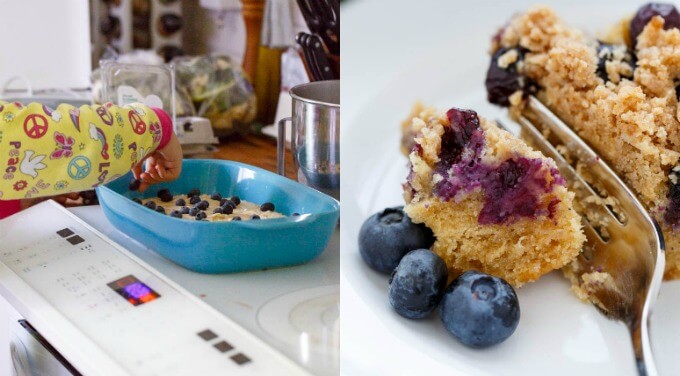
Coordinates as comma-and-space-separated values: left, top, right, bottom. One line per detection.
138, 181, 149, 192
144, 154, 158, 168
145, 167, 161, 181
138, 173, 156, 192
141, 172, 160, 184
155, 163, 166, 180
52, 193, 77, 204
163, 158, 181, 170
138, 178, 153, 193
66, 192, 81, 201
161, 160, 182, 181
138, 172, 161, 192
132, 162, 143, 180
54, 193, 82, 207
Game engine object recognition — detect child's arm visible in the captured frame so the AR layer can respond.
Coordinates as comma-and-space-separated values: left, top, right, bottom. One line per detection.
0, 101, 180, 200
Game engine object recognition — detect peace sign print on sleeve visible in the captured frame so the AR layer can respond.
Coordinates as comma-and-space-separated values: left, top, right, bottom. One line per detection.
128, 110, 147, 135
96, 106, 114, 126
67, 156, 92, 180
23, 114, 49, 139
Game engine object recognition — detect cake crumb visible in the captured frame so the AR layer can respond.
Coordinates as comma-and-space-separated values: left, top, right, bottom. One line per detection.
498, 49, 519, 69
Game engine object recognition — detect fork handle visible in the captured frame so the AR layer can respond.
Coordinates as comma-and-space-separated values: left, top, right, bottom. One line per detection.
631, 314, 658, 376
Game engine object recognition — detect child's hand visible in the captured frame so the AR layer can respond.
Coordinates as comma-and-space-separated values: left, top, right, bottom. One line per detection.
20, 192, 81, 209
132, 132, 183, 192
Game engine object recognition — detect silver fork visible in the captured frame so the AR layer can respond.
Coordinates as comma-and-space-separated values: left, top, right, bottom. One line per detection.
497, 95, 665, 376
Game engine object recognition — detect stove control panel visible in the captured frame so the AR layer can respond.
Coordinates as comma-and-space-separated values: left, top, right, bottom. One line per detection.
0, 201, 306, 375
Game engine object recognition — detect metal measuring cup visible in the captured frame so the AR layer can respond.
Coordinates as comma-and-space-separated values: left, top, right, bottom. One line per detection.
277, 80, 340, 199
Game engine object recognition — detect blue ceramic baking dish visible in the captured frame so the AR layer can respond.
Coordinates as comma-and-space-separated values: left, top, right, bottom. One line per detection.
96, 159, 340, 273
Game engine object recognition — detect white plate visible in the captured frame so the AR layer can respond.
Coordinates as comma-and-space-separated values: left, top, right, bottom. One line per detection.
340, 0, 680, 375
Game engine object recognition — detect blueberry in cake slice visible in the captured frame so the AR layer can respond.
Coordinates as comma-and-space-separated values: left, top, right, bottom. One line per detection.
403, 106, 585, 287
487, 3, 680, 279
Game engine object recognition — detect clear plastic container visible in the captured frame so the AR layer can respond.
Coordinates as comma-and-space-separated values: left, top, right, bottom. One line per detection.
99, 60, 179, 134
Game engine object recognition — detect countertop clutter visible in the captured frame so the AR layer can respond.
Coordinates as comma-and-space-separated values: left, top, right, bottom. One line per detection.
0, 0, 339, 375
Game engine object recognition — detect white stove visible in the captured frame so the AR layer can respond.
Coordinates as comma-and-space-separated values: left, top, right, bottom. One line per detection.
0, 201, 339, 375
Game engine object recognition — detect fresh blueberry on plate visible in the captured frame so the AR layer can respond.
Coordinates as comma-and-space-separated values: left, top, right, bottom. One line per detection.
155, 206, 166, 214
132, 197, 143, 205
251, 215, 260, 220
189, 207, 200, 217
190, 196, 202, 205
439, 271, 520, 348
231, 196, 241, 206
260, 202, 275, 212
232, 216, 241, 221
211, 192, 222, 201
213, 207, 224, 214
170, 210, 182, 218
358, 206, 435, 273
196, 200, 209, 210
175, 198, 186, 206
389, 249, 448, 319
221, 205, 234, 214
128, 179, 141, 191
179, 206, 190, 215
196, 211, 207, 220
144, 201, 157, 210
187, 188, 200, 197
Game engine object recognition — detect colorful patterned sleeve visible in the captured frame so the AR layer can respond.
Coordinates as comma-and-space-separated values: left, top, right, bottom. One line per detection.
0, 101, 173, 200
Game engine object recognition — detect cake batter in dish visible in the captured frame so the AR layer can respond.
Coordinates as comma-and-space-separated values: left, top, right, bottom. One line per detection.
141, 193, 285, 222
150, 195, 284, 221
487, 3, 680, 279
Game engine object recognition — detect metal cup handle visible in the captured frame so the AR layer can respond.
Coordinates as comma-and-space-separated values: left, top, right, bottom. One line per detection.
277, 117, 292, 176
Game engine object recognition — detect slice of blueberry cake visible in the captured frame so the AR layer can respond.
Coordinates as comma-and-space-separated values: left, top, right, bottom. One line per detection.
486, 3, 680, 279
403, 106, 585, 287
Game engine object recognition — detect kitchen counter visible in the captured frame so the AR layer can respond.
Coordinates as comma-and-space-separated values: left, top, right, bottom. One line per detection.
212, 133, 296, 179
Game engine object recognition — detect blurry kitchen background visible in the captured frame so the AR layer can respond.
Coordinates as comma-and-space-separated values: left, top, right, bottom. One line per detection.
0, 0, 338, 169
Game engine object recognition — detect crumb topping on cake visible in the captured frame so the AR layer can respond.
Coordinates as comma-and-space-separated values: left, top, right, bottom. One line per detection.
488, 4, 680, 278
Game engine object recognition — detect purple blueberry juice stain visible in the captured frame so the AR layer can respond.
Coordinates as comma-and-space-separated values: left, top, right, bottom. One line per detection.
547, 198, 561, 219
478, 157, 560, 224
432, 108, 486, 202
664, 170, 680, 229
412, 143, 423, 156
405, 167, 416, 198
439, 108, 486, 166
412, 108, 565, 225
492, 24, 508, 47
664, 204, 680, 229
